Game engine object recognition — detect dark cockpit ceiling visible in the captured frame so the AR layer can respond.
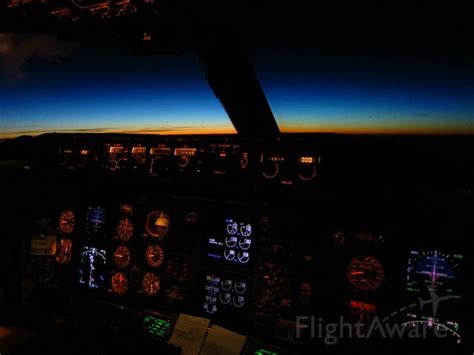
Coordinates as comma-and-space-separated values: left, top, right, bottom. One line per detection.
0, 2, 473, 355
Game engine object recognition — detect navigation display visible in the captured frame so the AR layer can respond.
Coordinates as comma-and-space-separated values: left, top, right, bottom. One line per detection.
204, 218, 253, 266
201, 270, 249, 320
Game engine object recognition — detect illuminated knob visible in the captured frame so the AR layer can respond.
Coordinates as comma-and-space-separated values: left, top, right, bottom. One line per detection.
109, 159, 119, 171
298, 164, 317, 181
261, 162, 279, 179
240, 155, 249, 168
59, 153, 69, 166
77, 155, 88, 168
178, 155, 189, 168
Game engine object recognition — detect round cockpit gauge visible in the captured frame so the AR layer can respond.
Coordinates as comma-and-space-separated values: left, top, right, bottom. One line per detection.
145, 211, 170, 239
111, 272, 128, 295
234, 281, 247, 294
142, 272, 160, 296
240, 223, 252, 237
239, 238, 252, 250
347, 256, 384, 292
117, 218, 134, 241
119, 204, 134, 217
221, 279, 232, 291
224, 249, 236, 261
233, 295, 245, 308
146, 244, 164, 268
59, 210, 75, 234
220, 293, 232, 304
225, 236, 238, 248
113, 246, 131, 269
237, 252, 250, 264
226, 221, 238, 235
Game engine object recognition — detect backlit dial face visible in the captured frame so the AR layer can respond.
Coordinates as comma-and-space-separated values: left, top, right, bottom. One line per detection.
113, 246, 131, 269
111, 272, 128, 295
240, 224, 252, 237
347, 256, 384, 292
146, 244, 164, 268
117, 218, 134, 241
119, 204, 134, 217
145, 211, 170, 239
226, 222, 238, 235
59, 210, 75, 234
142, 272, 160, 296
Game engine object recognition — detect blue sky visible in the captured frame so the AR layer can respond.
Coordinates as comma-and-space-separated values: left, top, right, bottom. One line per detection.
1, 31, 474, 137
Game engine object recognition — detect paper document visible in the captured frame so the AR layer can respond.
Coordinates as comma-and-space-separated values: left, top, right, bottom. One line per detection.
200, 325, 247, 355
168, 314, 210, 355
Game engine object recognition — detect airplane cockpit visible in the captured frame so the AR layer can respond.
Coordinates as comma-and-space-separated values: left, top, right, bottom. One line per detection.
0, 2, 472, 354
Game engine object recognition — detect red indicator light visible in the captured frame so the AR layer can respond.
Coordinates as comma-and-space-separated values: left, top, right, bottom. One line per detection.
349, 300, 376, 313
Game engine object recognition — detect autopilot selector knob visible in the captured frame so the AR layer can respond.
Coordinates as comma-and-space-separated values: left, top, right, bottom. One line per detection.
174, 148, 196, 170
297, 156, 318, 181
261, 154, 284, 179
58, 148, 73, 167
178, 155, 189, 168
77, 149, 90, 168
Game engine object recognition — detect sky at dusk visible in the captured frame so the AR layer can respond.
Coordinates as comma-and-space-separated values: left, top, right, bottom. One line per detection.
0, 32, 236, 138
1, 28, 474, 138
242, 28, 474, 134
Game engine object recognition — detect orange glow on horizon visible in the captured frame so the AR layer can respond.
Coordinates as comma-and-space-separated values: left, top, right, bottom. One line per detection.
3, 123, 474, 138
280, 123, 474, 135
0, 125, 238, 138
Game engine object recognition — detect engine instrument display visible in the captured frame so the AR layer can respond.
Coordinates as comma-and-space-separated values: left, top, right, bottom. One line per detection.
145, 211, 170, 239
347, 256, 384, 292
142, 272, 161, 296
113, 245, 131, 269
202, 271, 249, 318
59, 210, 75, 234
78, 246, 107, 289
117, 218, 134, 241
146, 244, 165, 268
205, 218, 253, 266
111, 272, 128, 295
85, 207, 108, 235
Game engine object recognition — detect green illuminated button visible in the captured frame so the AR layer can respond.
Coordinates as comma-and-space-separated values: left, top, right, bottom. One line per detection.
254, 349, 278, 355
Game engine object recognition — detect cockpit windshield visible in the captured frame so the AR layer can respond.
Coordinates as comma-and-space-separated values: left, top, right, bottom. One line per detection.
0, 32, 236, 138
243, 28, 474, 134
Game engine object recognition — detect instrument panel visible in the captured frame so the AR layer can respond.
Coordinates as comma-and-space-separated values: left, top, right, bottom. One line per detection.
56, 138, 323, 187
27, 197, 327, 346
18, 198, 469, 353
